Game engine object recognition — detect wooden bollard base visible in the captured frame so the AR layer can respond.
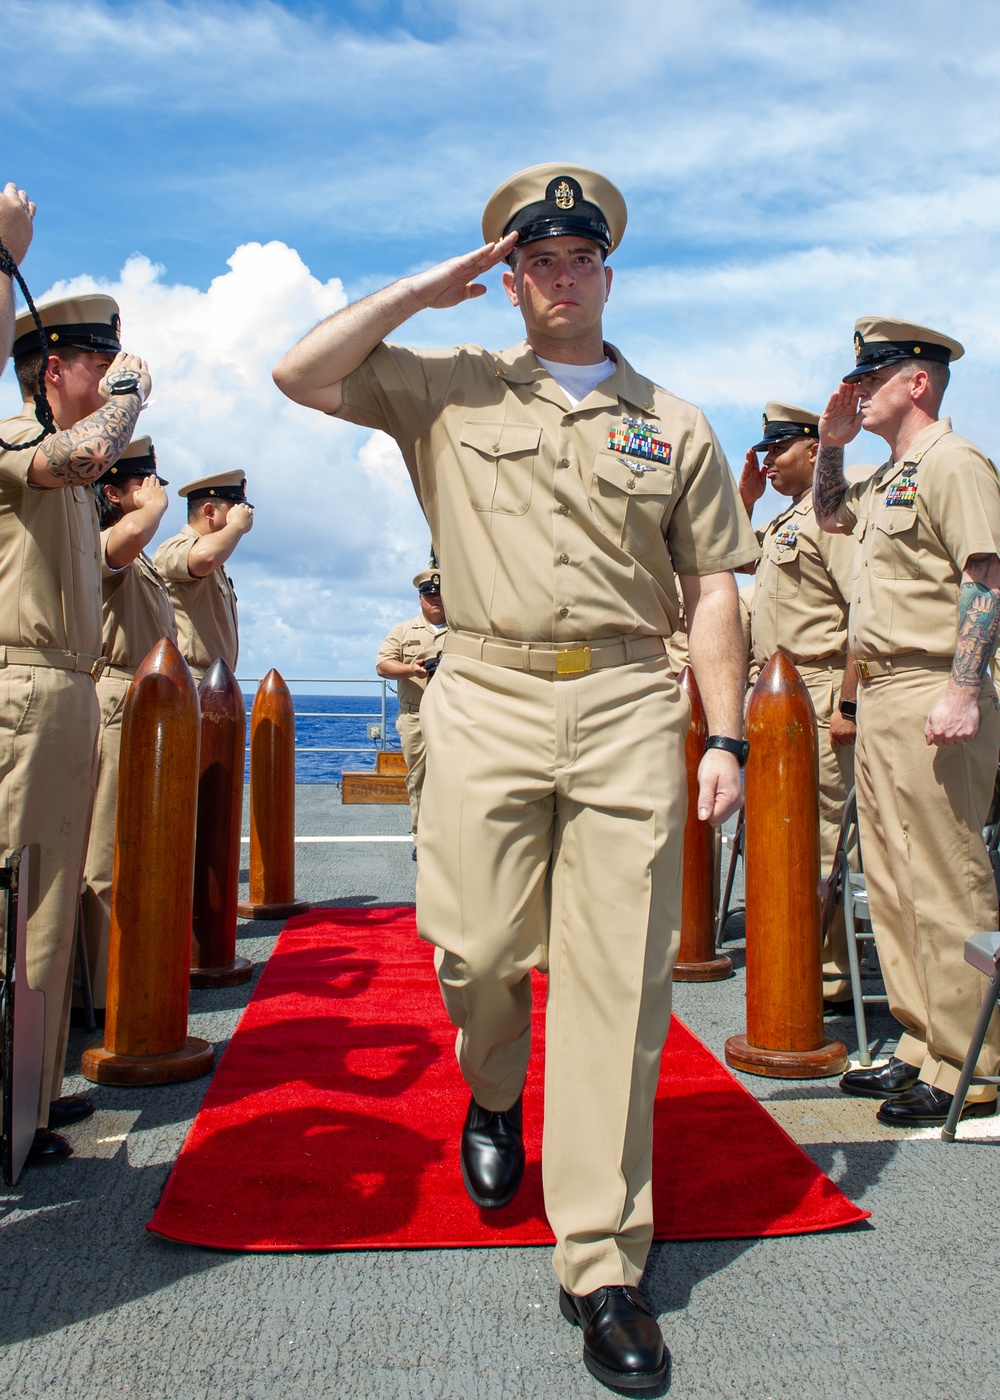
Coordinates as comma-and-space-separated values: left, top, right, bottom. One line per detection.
190, 956, 253, 989
673, 952, 733, 982
81, 1035, 215, 1087
236, 897, 309, 921
724, 1033, 848, 1079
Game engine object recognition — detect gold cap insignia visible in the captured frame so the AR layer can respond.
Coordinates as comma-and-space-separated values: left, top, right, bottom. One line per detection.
761, 413, 768, 432
112, 313, 121, 339
854, 332, 864, 358
554, 180, 575, 210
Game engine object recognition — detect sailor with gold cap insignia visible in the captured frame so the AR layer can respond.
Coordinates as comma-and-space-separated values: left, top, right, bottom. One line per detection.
0, 292, 151, 1164
81, 436, 176, 1013
376, 564, 448, 851
152, 470, 253, 683
816, 316, 1000, 1130
739, 401, 860, 1012
274, 162, 757, 1393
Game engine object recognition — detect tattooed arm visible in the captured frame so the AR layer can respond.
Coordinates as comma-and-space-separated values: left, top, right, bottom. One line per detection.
814, 383, 863, 532
28, 353, 151, 489
924, 554, 1000, 746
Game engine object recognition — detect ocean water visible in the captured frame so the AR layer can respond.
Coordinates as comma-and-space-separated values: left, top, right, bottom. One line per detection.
241, 691, 401, 784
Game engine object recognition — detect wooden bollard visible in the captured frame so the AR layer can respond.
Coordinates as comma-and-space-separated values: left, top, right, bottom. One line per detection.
673, 666, 732, 982
82, 640, 214, 1086
725, 650, 847, 1078
236, 668, 309, 920
191, 660, 253, 987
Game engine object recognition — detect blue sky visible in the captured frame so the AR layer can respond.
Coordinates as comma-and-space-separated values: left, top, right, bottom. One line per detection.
3, 0, 1000, 677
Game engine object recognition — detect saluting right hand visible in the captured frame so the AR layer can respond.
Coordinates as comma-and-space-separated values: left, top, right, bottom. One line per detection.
229, 502, 254, 534
99, 351, 152, 405
406, 233, 519, 311
819, 383, 863, 446
738, 448, 765, 514
133, 475, 168, 517
0, 183, 35, 265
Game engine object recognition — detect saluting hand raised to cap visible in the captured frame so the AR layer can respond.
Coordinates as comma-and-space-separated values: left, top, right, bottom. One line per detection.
229, 502, 254, 535
738, 447, 766, 515
819, 382, 863, 446
99, 351, 152, 405
406, 233, 519, 312
0, 183, 35, 266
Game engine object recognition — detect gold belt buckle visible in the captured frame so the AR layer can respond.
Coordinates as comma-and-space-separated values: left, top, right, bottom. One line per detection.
855, 658, 870, 680
91, 657, 107, 681
555, 646, 592, 675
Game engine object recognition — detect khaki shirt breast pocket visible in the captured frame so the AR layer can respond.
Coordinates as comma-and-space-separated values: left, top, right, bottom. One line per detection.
765, 538, 801, 599
590, 452, 678, 558
459, 420, 541, 515
870, 507, 919, 579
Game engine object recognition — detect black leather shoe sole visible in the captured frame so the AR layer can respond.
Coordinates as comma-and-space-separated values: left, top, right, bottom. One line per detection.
876, 1093, 997, 1129
559, 1289, 670, 1393
460, 1147, 524, 1209
26, 1129, 73, 1165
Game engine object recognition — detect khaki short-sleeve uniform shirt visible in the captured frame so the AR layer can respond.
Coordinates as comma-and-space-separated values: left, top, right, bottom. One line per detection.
153, 524, 239, 671
0, 409, 103, 654
833, 419, 1000, 660
100, 534, 178, 670
377, 616, 449, 709
340, 341, 758, 641
751, 495, 856, 667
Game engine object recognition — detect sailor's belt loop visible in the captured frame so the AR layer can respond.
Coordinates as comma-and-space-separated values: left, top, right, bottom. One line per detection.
443, 631, 666, 675
855, 653, 953, 680
0, 646, 107, 680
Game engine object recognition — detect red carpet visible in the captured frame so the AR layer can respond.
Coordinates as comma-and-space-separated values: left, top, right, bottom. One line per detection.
148, 908, 868, 1250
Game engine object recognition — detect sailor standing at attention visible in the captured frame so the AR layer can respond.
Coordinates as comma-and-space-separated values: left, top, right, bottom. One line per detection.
274, 163, 757, 1392
152, 470, 251, 684
739, 403, 858, 1010
376, 566, 448, 852
80, 436, 176, 1014
1, 294, 150, 1163
815, 317, 1000, 1126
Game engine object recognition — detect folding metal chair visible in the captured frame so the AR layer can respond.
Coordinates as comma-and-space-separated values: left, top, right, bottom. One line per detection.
715, 807, 743, 949
941, 932, 1000, 1142
821, 786, 887, 1066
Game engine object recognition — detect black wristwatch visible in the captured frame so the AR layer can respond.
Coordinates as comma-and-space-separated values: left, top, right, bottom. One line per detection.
705, 735, 750, 768
838, 699, 858, 720
106, 371, 142, 398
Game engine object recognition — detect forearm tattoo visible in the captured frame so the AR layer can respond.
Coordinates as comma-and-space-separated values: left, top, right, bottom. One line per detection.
36, 396, 141, 485
952, 581, 1000, 687
813, 444, 848, 521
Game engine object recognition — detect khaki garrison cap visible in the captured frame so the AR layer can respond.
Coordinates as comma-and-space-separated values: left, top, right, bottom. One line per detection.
98, 435, 166, 486
179, 470, 249, 504
482, 163, 627, 258
751, 402, 820, 452
413, 568, 442, 593
844, 316, 965, 383
12, 293, 122, 360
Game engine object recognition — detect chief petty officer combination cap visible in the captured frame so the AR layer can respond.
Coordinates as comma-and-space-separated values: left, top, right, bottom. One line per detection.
97, 435, 167, 486
11, 293, 122, 361
481, 163, 628, 260
751, 402, 820, 452
843, 316, 965, 383
413, 568, 442, 594
179, 470, 250, 505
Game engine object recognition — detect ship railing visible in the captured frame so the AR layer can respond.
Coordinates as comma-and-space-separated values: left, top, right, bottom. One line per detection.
235, 676, 394, 762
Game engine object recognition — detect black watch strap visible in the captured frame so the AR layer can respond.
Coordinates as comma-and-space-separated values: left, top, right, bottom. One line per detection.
705, 735, 750, 768
838, 699, 858, 720
107, 371, 142, 397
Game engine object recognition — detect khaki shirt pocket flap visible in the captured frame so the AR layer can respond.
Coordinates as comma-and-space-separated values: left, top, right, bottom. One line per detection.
460, 421, 541, 460
875, 507, 918, 537
593, 451, 677, 496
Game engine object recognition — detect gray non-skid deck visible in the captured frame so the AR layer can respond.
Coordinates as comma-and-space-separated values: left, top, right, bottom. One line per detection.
2, 789, 998, 1400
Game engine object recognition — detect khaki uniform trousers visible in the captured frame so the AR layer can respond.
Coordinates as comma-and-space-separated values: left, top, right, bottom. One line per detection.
799, 665, 855, 1001
417, 652, 688, 1295
396, 706, 426, 836
855, 669, 1000, 1100
0, 668, 99, 1125
81, 671, 132, 1007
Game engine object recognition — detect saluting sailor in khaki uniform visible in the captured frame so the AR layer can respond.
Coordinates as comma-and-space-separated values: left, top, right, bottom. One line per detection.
81, 436, 176, 1010
375, 567, 448, 843
275, 163, 757, 1394
815, 316, 1000, 1127
0, 182, 34, 374
1, 294, 149, 1163
739, 403, 858, 1006
153, 470, 251, 684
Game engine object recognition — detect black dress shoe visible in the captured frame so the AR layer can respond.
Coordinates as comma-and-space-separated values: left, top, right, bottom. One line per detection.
839, 1057, 921, 1100
559, 1285, 670, 1392
26, 1129, 73, 1165
876, 1082, 998, 1128
70, 1006, 105, 1029
823, 998, 852, 1017
459, 1094, 524, 1208
48, 1094, 96, 1129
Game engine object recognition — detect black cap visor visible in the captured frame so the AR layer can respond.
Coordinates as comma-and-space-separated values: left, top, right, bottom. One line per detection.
12, 322, 123, 360
750, 423, 817, 452
843, 340, 953, 384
